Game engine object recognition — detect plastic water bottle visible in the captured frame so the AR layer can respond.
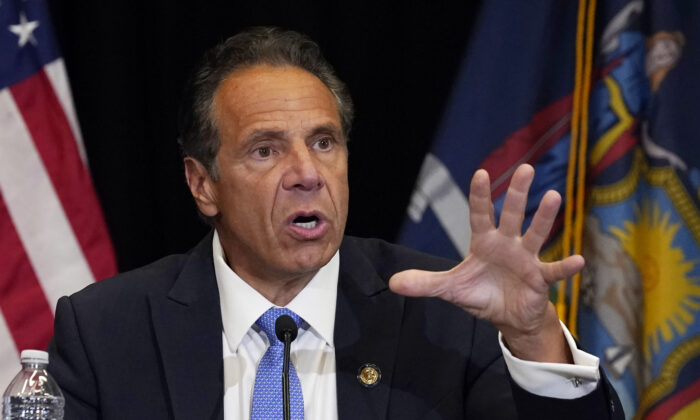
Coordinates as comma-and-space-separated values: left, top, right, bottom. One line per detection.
2, 350, 64, 420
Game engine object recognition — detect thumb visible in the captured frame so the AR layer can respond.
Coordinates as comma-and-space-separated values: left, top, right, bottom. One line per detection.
389, 269, 448, 298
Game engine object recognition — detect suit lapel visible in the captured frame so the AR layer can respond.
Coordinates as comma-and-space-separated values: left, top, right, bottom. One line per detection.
335, 238, 405, 420
149, 233, 224, 420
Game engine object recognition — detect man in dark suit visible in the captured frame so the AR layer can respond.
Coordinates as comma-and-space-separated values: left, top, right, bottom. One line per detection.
48, 27, 623, 419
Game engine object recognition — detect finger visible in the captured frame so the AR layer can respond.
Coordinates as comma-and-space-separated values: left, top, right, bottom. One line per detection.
389, 269, 449, 298
522, 189, 561, 253
540, 255, 585, 284
498, 164, 534, 236
469, 169, 495, 234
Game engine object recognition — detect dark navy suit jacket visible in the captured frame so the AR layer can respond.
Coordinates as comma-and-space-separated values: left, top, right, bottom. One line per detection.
48, 233, 623, 419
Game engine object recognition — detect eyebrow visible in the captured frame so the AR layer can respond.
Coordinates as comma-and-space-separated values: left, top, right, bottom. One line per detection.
249, 129, 283, 138
307, 123, 343, 140
243, 123, 343, 146
240, 129, 286, 148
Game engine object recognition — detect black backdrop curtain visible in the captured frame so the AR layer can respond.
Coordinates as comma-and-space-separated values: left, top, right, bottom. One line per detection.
47, 1, 480, 272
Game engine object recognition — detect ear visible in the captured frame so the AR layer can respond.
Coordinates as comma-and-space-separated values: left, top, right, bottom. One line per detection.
184, 157, 219, 217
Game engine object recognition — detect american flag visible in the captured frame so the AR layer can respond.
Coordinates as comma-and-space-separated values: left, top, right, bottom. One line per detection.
0, 0, 116, 388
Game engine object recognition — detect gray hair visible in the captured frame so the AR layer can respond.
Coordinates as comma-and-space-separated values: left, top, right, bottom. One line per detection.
178, 26, 354, 180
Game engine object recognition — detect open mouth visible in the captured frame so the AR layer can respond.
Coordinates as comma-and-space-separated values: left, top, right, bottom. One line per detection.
292, 215, 319, 229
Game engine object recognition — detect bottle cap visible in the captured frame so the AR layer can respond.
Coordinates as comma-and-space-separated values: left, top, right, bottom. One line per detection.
20, 349, 49, 365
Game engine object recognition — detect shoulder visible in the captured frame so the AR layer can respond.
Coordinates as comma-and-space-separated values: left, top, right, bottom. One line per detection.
340, 235, 458, 275
80, 252, 189, 293
66, 232, 215, 309
64, 253, 189, 313
339, 235, 489, 341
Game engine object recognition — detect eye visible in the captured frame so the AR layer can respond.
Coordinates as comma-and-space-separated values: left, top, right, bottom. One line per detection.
254, 146, 272, 158
314, 137, 333, 151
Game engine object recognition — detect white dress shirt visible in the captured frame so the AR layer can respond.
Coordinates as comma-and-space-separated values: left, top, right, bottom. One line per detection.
213, 231, 339, 420
212, 232, 600, 420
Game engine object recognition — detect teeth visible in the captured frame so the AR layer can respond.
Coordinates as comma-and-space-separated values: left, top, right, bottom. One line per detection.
293, 220, 318, 229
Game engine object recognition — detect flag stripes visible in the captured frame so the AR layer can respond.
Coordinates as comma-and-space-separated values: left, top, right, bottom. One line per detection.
10, 69, 116, 281
0, 36, 116, 387
44, 59, 87, 164
0, 312, 20, 391
0, 85, 95, 311
0, 190, 55, 352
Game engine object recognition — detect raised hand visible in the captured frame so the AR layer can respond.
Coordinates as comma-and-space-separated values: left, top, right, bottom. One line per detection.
389, 164, 583, 363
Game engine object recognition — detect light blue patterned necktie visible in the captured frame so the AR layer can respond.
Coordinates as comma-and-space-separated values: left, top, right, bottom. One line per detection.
251, 307, 305, 420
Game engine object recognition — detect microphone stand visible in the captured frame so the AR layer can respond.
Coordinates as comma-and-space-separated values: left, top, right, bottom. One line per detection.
282, 330, 292, 420
276, 314, 298, 420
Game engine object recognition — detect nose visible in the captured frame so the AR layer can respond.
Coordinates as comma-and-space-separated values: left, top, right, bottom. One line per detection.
282, 144, 325, 192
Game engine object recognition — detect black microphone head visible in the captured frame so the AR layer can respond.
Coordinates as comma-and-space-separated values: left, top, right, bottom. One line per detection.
275, 314, 298, 342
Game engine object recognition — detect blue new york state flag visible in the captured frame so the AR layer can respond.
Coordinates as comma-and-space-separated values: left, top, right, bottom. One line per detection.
398, 1, 700, 418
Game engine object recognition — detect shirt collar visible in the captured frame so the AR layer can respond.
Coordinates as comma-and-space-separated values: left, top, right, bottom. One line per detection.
212, 230, 338, 353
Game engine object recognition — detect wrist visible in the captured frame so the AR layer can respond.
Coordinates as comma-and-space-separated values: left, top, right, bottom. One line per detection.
501, 303, 573, 363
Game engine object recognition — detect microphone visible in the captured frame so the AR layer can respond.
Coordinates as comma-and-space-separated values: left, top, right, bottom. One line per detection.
275, 315, 299, 420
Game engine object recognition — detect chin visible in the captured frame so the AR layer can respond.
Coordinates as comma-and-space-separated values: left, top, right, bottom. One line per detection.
286, 244, 336, 272
292, 254, 332, 272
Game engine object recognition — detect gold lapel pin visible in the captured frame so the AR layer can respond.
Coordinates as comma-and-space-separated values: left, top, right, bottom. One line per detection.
357, 363, 381, 388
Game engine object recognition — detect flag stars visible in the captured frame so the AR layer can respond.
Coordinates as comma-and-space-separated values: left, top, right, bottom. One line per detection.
9, 12, 40, 47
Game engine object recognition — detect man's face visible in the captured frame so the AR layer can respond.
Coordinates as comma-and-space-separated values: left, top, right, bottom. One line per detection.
201, 65, 349, 284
